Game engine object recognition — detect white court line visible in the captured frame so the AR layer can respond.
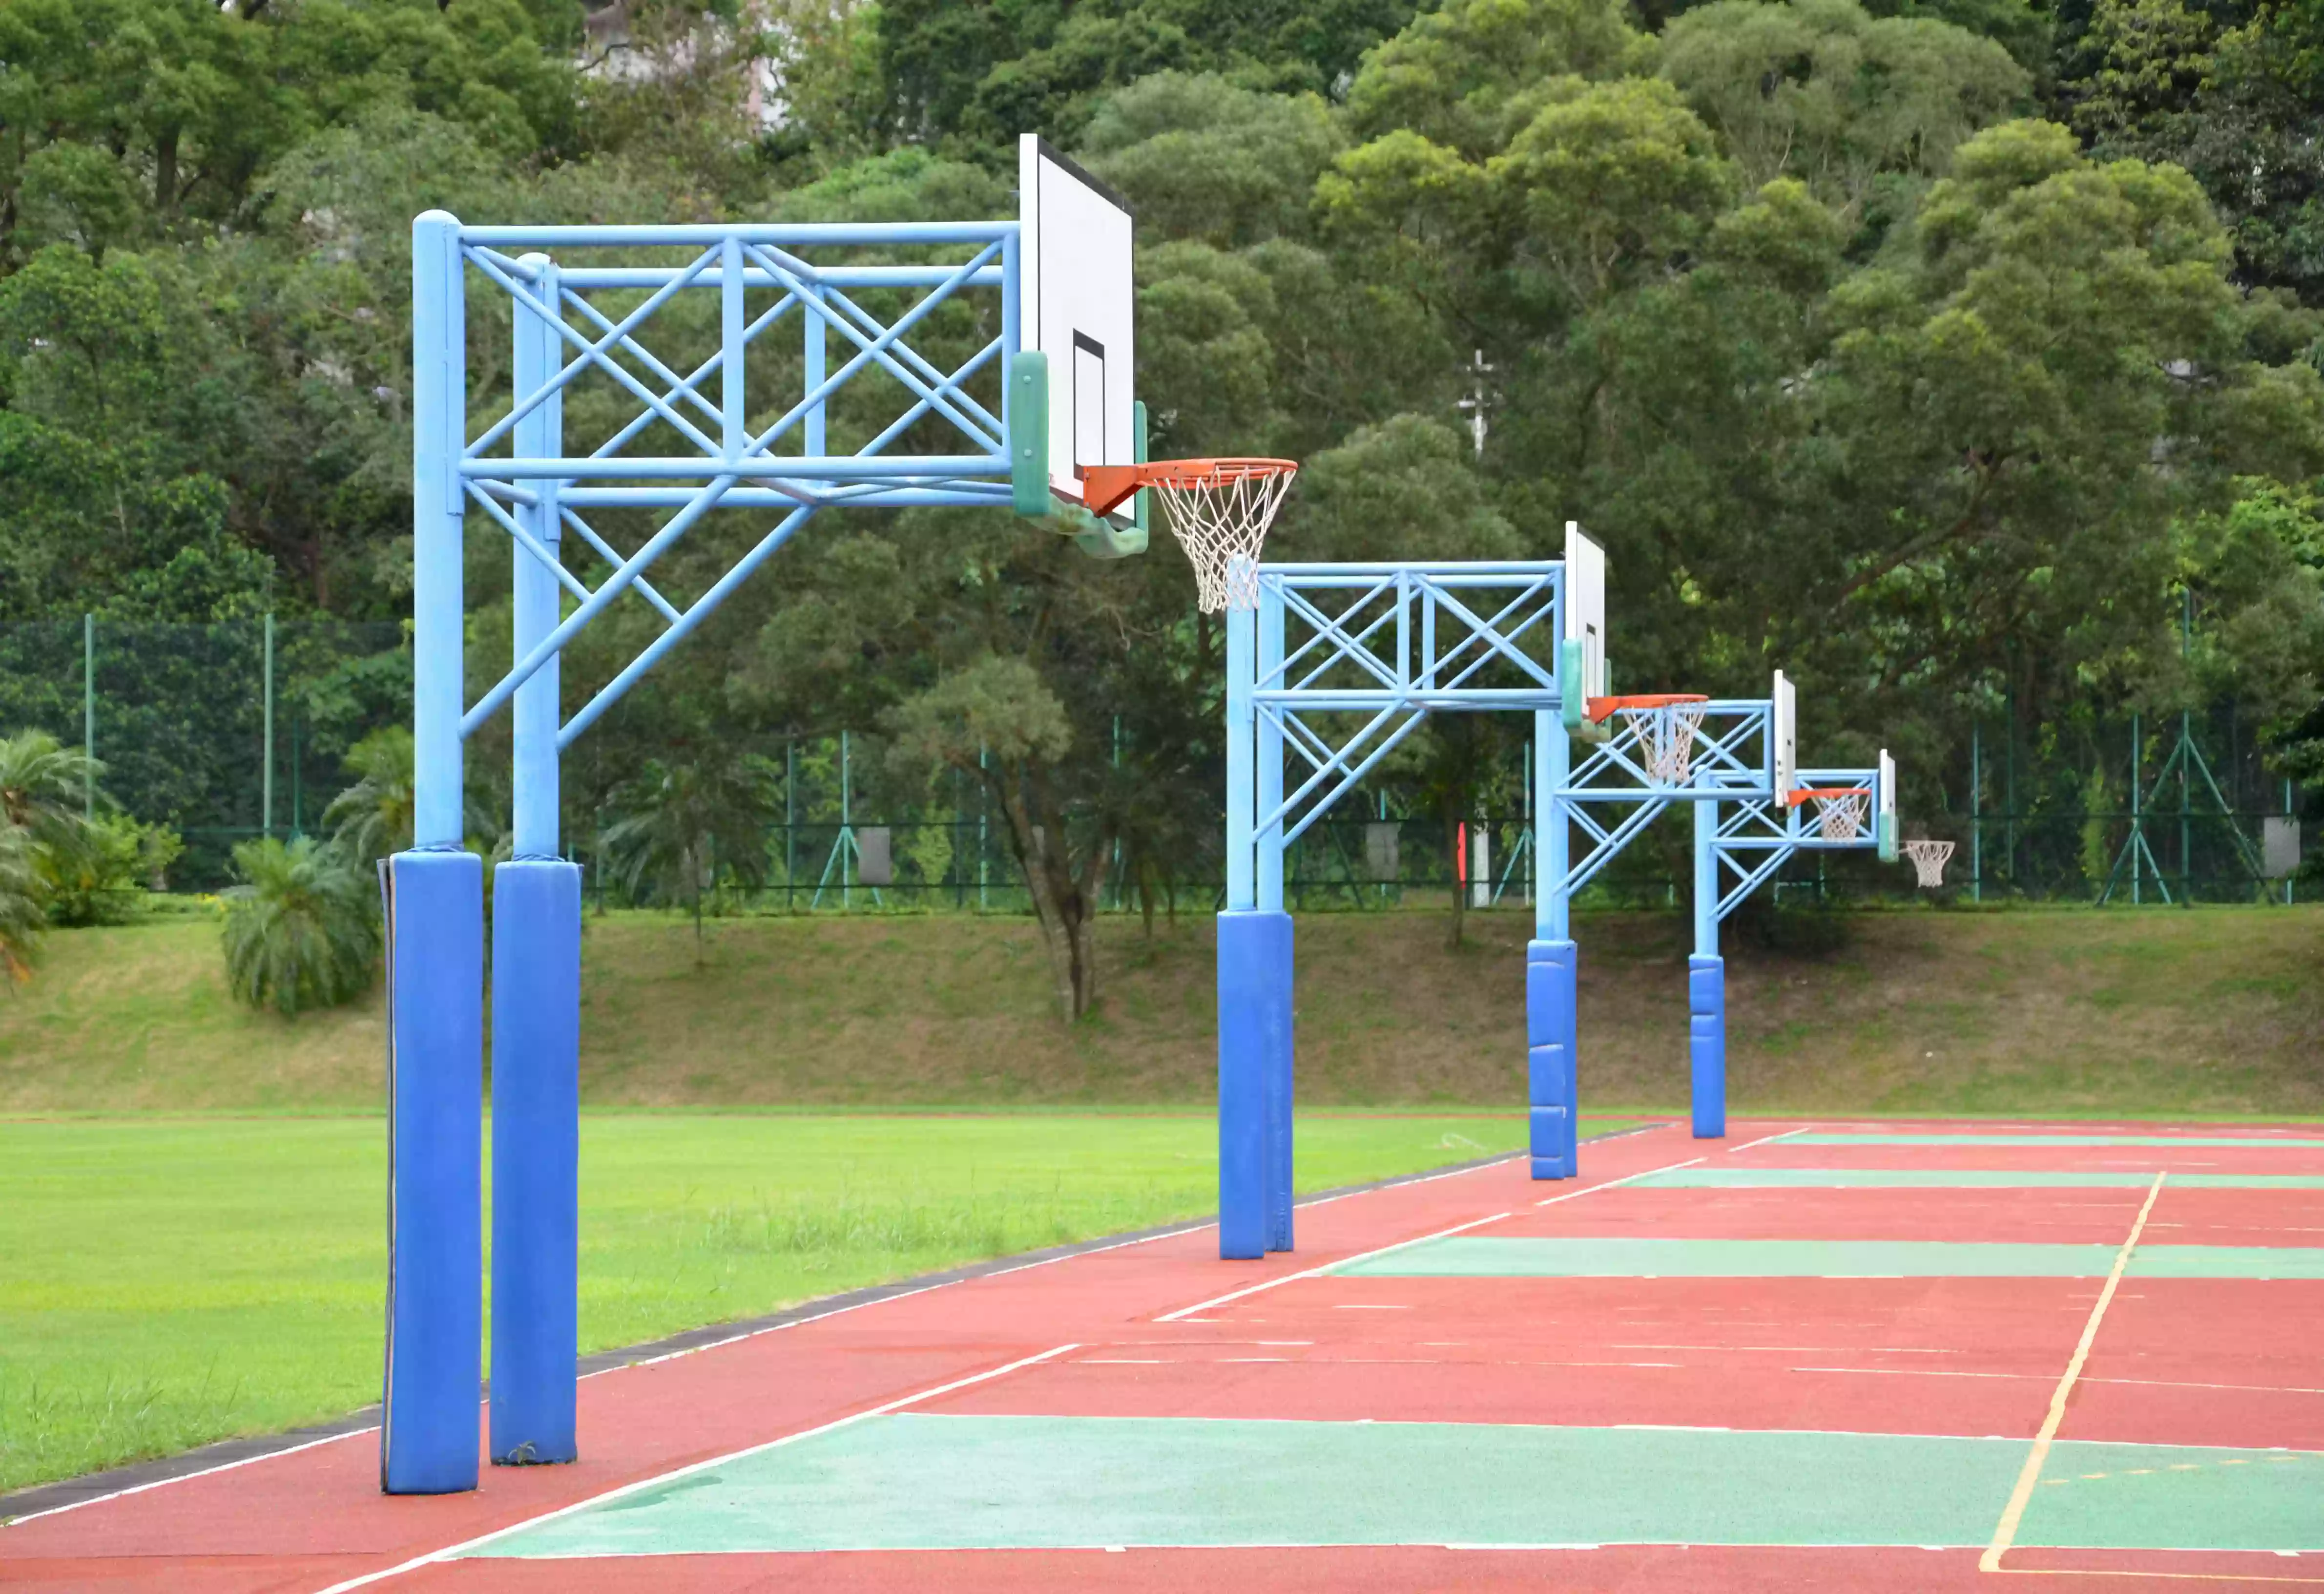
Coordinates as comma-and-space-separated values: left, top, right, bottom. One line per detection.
3, 1425, 374, 1528
1725, 1126, 1813, 1154
1536, 1157, 1706, 1206
1153, 1213, 1514, 1323
1153, 1153, 1715, 1325
1799, 1365, 2324, 1398
308, 1342, 1080, 1594
1297, 1153, 1524, 1210
1981, 1170, 2168, 1574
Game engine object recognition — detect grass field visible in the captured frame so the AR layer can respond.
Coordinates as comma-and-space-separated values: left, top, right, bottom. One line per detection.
0, 1110, 1625, 1499
1, 904, 2318, 1115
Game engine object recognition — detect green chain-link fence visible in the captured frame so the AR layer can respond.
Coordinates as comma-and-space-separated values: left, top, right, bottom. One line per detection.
1, 619, 2308, 904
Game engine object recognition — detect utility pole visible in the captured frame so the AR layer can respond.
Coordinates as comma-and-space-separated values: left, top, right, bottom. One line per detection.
1456, 349, 1494, 459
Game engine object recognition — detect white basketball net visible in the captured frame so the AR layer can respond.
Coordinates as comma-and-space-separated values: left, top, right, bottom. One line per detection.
1902, 839, 1954, 888
1621, 702, 1708, 785
1151, 461, 1298, 612
1811, 790, 1868, 842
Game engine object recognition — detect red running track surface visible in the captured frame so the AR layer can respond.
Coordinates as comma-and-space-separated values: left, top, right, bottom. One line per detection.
6, 1118, 2323, 1594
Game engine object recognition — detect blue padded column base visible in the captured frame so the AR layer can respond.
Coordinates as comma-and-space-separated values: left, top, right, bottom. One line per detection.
381, 849, 484, 1495
1264, 912, 1296, 1254
1218, 910, 1290, 1260
1527, 939, 1578, 1179
490, 860, 582, 1467
1689, 954, 1726, 1140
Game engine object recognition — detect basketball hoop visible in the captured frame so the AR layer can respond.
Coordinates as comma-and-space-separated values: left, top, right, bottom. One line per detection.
1586, 693, 1709, 785
1795, 787, 1870, 842
1902, 839, 1954, 888
1081, 458, 1298, 612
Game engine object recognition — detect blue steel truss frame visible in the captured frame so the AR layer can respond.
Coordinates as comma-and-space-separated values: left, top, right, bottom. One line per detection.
1673, 759, 1889, 1138
1547, 703, 1891, 1139
1218, 563, 1575, 1259
1215, 563, 1817, 1257
391, 210, 1063, 1496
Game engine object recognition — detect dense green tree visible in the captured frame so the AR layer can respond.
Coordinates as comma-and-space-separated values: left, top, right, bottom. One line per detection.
601, 751, 780, 957
0, 0, 2316, 931
1662, 0, 2030, 214
865, 0, 1422, 153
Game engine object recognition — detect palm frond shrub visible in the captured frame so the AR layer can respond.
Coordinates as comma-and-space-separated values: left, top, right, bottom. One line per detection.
0, 823, 46, 984
44, 815, 183, 926
221, 837, 381, 1015
0, 729, 101, 848
323, 726, 415, 866
0, 729, 103, 905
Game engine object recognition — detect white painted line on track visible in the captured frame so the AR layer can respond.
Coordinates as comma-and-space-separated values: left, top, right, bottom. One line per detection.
1153, 1151, 1718, 1324
4, 1426, 374, 1528
1726, 1126, 1813, 1154
1535, 1157, 1707, 1206
1153, 1213, 1513, 1323
308, 1342, 1080, 1593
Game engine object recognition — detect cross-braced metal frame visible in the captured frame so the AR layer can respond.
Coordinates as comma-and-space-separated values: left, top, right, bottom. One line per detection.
1216, 564, 1577, 1260
1215, 563, 1838, 1257
1671, 759, 1890, 1135
390, 210, 1059, 1497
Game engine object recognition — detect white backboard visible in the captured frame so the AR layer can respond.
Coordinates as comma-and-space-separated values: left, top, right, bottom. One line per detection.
1878, 748, 1897, 860
1563, 522, 1607, 703
2263, 817, 2301, 879
1771, 671, 1797, 802
1019, 135, 1135, 524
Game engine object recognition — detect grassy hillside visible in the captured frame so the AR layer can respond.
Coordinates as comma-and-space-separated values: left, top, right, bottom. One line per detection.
0, 904, 2318, 1115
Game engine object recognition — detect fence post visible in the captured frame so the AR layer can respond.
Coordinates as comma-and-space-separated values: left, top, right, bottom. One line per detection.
2004, 684, 2016, 890
262, 612, 275, 839
1970, 719, 1981, 903
82, 613, 94, 820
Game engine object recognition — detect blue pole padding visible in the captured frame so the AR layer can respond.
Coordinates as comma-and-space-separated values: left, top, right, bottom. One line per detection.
1217, 910, 1287, 1259
1264, 912, 1295, 1253
381, 848, 484, 1495
490, 860, 582, 1467
1527, 939, 1578, 1178
1689, 953, 1726, 1139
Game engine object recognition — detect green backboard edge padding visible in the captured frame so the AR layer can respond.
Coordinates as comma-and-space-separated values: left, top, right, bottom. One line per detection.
1009, 351, 1049, 517
1013, 348, 1145, 559
1073, 398, 1149, 560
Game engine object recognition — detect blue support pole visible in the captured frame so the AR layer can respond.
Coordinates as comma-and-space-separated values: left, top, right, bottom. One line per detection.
1256, 585, 1294, 1252
412, 214, 468, 854
383, 209, 482, 1495
1529, 711, 1577, 1178
1218, 593, 1271, 1259
1691, 790, 1726, 1139
490, 862, 579, 1464
492, 254, 582, 1468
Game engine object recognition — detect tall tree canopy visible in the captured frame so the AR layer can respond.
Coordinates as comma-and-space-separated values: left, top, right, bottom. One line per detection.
0, 0, 2317, 997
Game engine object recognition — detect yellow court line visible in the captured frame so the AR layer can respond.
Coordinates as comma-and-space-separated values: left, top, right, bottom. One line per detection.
1982, 1169, 2168, 1575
